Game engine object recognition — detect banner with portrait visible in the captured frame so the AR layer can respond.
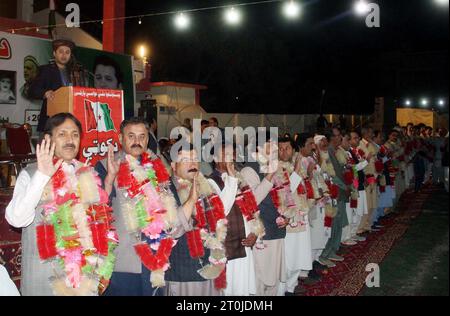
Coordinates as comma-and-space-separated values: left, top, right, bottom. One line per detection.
0, 31, 134, 134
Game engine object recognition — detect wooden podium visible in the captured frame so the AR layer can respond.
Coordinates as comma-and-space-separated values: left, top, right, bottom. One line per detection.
47, 87, 75, 116
47, 86, 124, 165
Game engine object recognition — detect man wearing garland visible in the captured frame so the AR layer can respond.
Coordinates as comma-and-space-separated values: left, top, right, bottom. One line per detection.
239, 133, 289, 296
298, 134, 330, 272
209, 143, 264, 296
357, 127, 380, 234
96, 117, 179, 296
164, 144, 238, 296
318, 129, 349, 265
276, 136, 314, 295
6, 113, 117, 296
348, 131, 371, 238
337, 132, 367, 245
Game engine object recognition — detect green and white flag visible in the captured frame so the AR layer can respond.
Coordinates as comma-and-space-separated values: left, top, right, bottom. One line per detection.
85, 99, 116, 132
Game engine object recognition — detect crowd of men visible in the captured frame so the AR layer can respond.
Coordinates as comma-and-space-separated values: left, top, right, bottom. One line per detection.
2, 112, 448, 296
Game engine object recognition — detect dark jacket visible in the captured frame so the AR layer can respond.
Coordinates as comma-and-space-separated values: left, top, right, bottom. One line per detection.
29, 64, 69, 132
245, 162, 286, 241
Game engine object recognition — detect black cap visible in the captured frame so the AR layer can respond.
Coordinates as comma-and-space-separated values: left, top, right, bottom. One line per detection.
52, 39, 75, 51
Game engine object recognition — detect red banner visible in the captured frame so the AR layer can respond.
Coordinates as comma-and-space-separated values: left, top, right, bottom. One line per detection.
72, 87, 124, 166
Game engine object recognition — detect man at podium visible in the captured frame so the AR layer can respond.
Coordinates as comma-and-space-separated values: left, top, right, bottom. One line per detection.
29, 39, 76, 133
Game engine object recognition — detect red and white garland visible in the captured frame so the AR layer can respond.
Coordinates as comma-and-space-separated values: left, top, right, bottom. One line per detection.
36, 161, 118, 296
175, 174, 228, 290
116, 151, 178, 288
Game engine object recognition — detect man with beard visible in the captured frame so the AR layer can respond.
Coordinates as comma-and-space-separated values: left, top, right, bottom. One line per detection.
6, 113, 115, 296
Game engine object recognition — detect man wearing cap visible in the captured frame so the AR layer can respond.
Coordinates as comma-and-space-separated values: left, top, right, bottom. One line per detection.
29, 39, 76, 133
21, 55, 40, 100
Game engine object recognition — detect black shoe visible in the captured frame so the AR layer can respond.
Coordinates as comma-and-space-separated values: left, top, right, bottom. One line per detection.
308, 269, 322, 281
294, 285, 307, 295
302, 276, 320, 286
313, 260, 327, 271
285, 291, 295, 296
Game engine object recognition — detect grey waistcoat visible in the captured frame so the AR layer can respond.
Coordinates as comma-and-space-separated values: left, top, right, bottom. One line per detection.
20, 164, 55, 296
99, 157, 142, 274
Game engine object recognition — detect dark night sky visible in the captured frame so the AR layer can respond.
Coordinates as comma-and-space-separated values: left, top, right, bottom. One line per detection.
59, 0, 449, 114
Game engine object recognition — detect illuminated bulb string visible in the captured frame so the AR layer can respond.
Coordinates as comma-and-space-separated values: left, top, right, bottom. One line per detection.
3, 0, 284, 33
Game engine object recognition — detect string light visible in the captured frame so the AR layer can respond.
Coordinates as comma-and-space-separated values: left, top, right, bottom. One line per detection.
4, 0, 282, 34
282, 1, 301, 19
421, 98, 429, 107
225, 7, 242, 25
354, 0, 370, 16
435, 0, 449, 6
174, 13, 190, 30
138, 17, 142, 25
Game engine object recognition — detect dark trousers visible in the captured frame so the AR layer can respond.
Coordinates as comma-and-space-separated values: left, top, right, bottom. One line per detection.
103, 267, 165, 296
321, 201, 346, 259
415, 174, 425, 192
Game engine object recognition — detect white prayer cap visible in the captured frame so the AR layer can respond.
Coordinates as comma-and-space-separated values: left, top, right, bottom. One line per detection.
314, 135, 326, 145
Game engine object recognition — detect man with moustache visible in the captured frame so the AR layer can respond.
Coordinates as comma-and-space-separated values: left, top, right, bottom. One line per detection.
96, 117, 168, 296
5, 113, 100, 296
164, 143, 238, 296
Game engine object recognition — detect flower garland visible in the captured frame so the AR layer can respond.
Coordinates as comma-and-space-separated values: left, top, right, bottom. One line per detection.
175, 174, 228, 290
116, 151, 178, 288
36, 162, 118, 296
233, 172, 266, 244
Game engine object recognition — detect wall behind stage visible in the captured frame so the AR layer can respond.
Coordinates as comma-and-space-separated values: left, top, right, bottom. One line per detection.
0, 31, 134, 133
0, 31, 51, 132
396, 108, 438, 129
75, 48, 134, 119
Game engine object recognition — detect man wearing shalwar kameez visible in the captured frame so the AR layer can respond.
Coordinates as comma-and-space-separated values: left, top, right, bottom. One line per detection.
357, 128, 380, 233
240, 138, 289, 296
164, 145, 238, 296
318, 130, 349, 265
276, 137, 313, 295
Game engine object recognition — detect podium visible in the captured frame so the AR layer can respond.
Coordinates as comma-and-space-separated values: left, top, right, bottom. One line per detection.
47, 87, 124, 165
47, 87, 76, 116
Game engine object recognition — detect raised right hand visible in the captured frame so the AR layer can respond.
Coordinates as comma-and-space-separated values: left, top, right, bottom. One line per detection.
44, 90, 55, 100
105, 144, 119, 185
36, 136, 63, 177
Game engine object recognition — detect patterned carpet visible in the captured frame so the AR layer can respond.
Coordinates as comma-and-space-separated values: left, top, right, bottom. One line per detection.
299, 184, 436, 296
